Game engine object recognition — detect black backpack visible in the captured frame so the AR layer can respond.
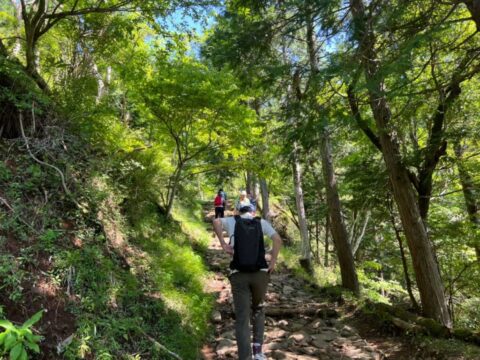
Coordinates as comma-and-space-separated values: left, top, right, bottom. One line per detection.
230, 215, 268, 272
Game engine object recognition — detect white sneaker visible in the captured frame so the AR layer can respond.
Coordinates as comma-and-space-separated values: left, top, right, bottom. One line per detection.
253, 353, 266, 360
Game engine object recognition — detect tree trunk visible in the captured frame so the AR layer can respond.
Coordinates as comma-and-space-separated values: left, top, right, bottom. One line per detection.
389, 206, 420, 311
245, 171, 253, 195
463, 0, 480, 30
79, 39, 106, 102
350, 0, 451, 327
23, 25, 49, 91
379, 119, 450, 326
165, 165, 183, 218
10, 0, 23, 56
324, 214, 330, 267
315, 217, 320, 263
320, 131, 359, 294
304, 7, 358, 292
454, 143, 480, 261
292, 142, 312, 274
259, 177, 270, 220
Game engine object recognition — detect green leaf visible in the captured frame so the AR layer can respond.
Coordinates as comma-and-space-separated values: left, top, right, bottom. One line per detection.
23, 332, 34, 343
0, 320, 15, 331
21, 311, 43, 329
24, 331, 42, 345
19, 347, 28, 360
9, 343, 23, 360
4, 332, 17, 350
25, 340, 40, 353
0, 331, 7, 345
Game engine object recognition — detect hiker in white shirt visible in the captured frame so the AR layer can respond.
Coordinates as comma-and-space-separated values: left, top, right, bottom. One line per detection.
213, 204, 282, 360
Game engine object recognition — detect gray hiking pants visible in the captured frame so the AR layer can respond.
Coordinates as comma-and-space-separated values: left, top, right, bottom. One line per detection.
229, 271, 270, 360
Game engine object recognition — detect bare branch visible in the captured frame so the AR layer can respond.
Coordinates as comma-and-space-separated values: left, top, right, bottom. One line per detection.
19, 109, 80, 208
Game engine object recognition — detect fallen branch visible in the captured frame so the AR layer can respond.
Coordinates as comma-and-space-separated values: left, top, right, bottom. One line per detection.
0, 195, 36, 231
0, 196, 14, 212
19, 111, 80, 208
138, 329, 183, 360
363, 301, 480, 346
391, 317, 422, 333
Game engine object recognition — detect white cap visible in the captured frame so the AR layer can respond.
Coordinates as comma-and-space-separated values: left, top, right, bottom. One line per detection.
240, 190, 247, 196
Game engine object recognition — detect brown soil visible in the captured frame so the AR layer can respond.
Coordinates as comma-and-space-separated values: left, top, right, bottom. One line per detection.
1, 231, 76, 360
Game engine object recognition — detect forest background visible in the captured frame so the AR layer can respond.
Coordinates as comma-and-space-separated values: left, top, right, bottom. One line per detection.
0, 0, 479, 359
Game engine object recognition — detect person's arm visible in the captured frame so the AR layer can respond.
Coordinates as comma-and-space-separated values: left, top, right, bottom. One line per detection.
268, 233, 282, 273
213, 218, 233, 255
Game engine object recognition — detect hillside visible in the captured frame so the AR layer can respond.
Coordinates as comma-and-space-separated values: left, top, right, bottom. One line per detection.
2, 1, 480, 359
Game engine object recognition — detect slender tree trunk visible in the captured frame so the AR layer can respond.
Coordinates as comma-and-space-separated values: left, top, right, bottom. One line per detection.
10, 0, 23, 56
245, 171, 253, 195
304, 7, 358, 293
389, 204, 420, 311
315, 217, 320, 263
93, 63, 105, 101
320, 131, 359, 294
350, 210, 370, 256
454, 143, 480, 261
259, 177, 270, 220
350, 0, 451, 327
324, 215, 330, 267
165, 165, 183, 218
292, 142, 312, 273
79, 39, 106, 102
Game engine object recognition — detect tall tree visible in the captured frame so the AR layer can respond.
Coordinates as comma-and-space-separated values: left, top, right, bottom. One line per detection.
4, 0, 172, 90
348, 0, 451, 326
143, 58, 255, 217
304, 4, 359, 293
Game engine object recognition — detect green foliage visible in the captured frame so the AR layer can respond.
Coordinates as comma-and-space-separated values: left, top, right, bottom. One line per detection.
455, 298, 480, 330
0, 311, 43, 360
2, 0, 480, 358
0, 56, 49, 111
38, 229, 60, 254
0, 255, 25, 302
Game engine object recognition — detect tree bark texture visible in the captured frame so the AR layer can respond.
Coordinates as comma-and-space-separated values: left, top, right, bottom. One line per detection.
259, 177, 270, 220
349, 0, 451, 327
320, 131, 359, 294
324, 215, 330, 267
292, 142, 312, 273
390, 209, 420, 311
245, 171, 253, 195
454, 143, 480, 260
165, 165, 183, 218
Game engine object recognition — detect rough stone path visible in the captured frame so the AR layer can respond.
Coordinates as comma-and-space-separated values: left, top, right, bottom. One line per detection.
201, 208, 386, 360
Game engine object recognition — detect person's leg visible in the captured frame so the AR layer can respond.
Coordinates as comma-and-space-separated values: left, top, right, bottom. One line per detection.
251, 271, 269, 353
220, 206, 225, 218
229, 272, 252, 360
215, 207, 220, 219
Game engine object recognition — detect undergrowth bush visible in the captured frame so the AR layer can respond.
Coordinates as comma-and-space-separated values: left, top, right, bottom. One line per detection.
1, 114, 216, 360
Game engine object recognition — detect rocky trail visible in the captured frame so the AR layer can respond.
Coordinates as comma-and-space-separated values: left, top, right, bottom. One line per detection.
199, 206, 406, 360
